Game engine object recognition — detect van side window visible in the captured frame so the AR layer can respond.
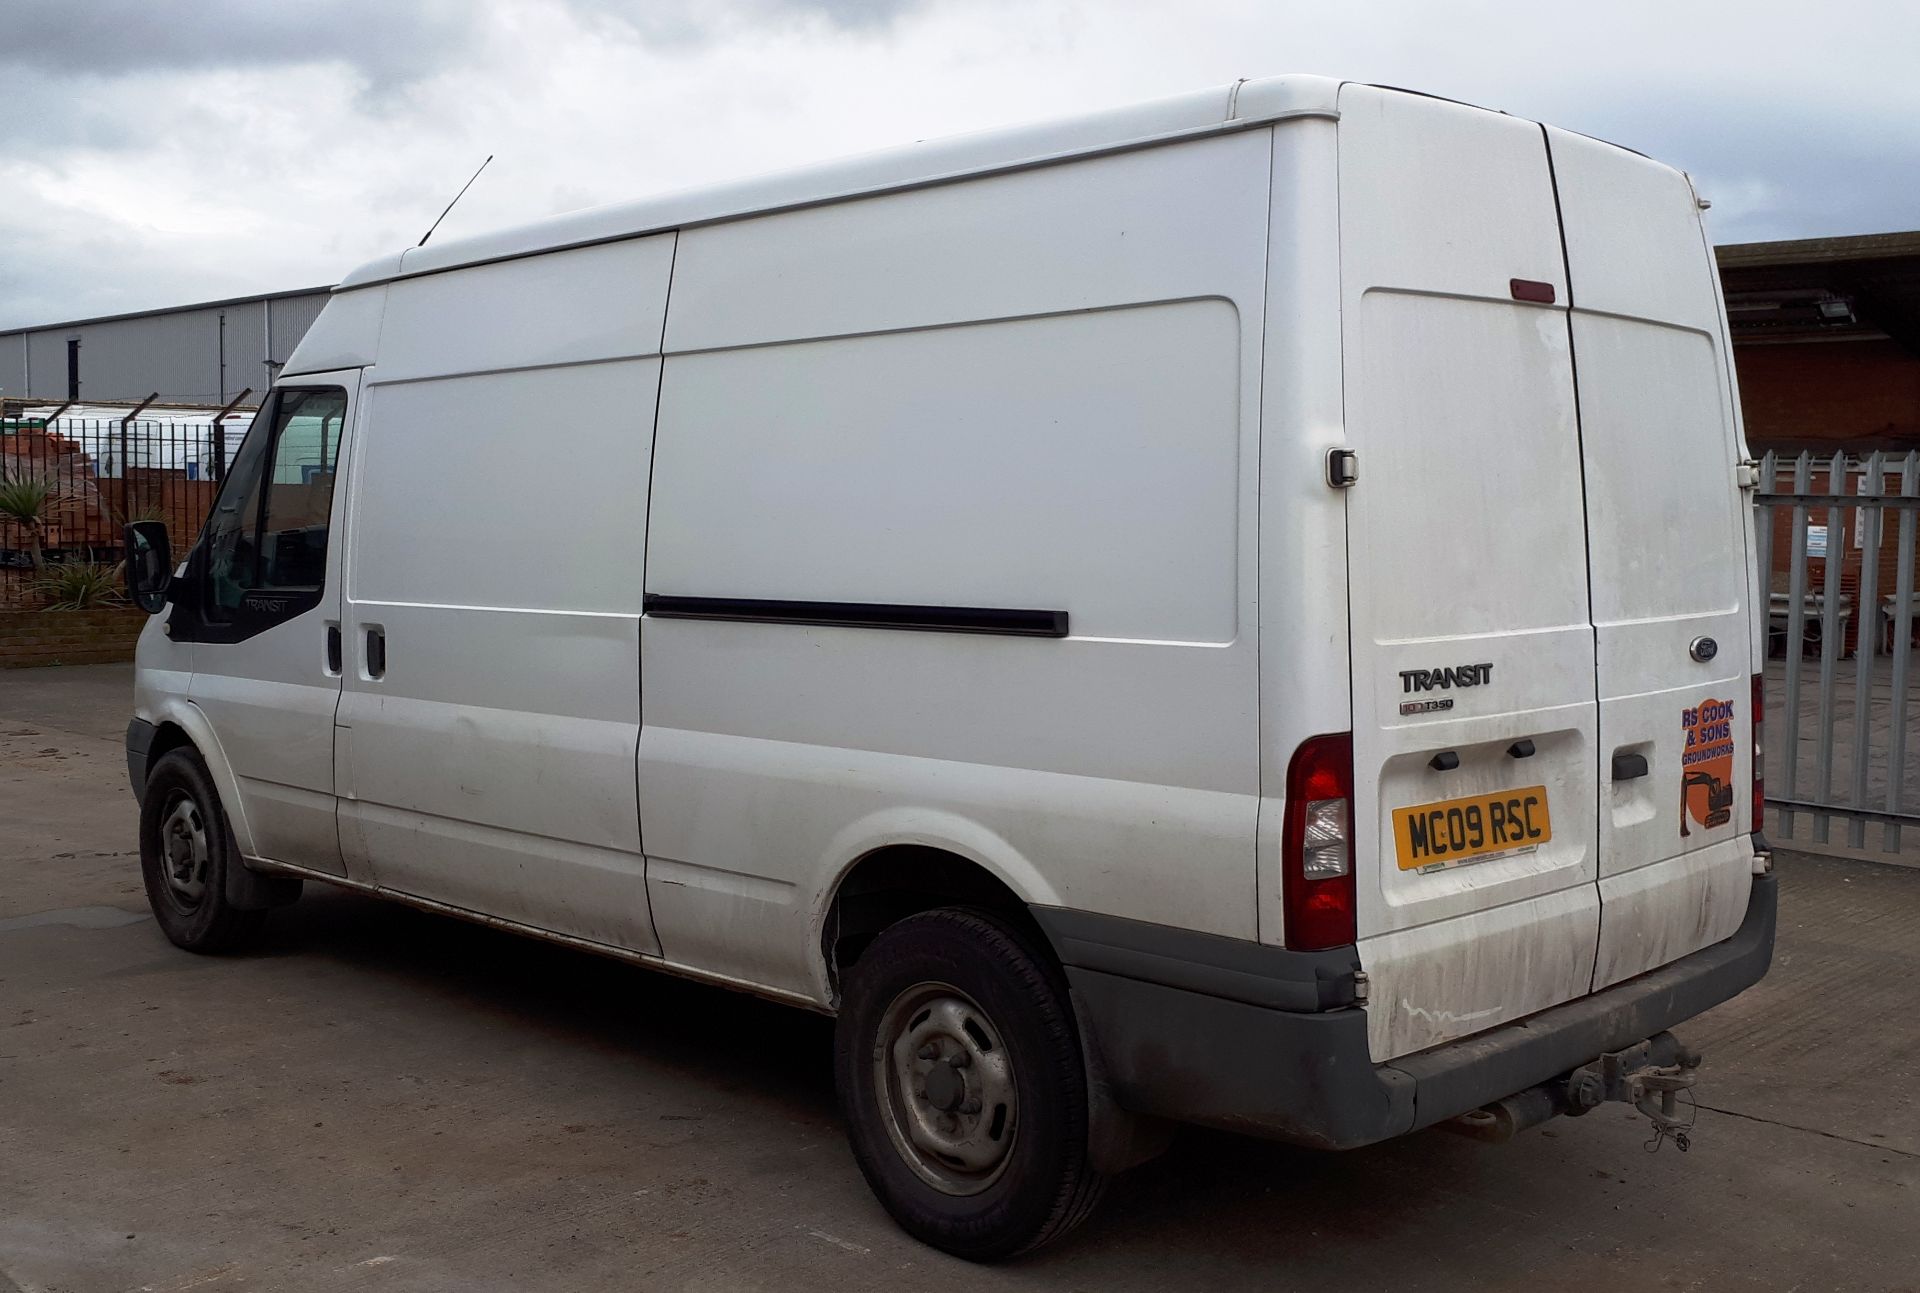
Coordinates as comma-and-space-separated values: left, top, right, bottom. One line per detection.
201, 387, 347, 625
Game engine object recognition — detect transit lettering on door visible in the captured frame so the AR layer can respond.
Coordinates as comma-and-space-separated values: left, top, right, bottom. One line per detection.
1399, 663, 1493, 693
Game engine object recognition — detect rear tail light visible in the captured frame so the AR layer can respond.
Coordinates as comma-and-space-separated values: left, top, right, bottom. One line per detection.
1283, 732, 1356, 950
1751, 672, 1765, 831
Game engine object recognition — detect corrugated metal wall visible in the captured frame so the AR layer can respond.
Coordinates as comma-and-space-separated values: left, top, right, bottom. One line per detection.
0, 333, 24, 399
267, 294, 329, 376
1, 289, 332, 407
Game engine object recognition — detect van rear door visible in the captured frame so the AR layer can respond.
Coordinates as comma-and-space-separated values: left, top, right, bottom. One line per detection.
1544, 128, 1756, 989
1337, 85, 1601, 1062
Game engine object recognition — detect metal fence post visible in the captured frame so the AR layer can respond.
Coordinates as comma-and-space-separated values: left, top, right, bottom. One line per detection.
1813, 452, 1848, 844
1779, 451, 1812, 838
209, 387, 251, 485
1847, 453, 1884, 849
1887, 452, 1919, 852
1755, 452, 1775, 828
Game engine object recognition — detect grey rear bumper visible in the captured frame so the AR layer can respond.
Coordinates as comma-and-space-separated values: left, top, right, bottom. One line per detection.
1035, 871, 1777, 1150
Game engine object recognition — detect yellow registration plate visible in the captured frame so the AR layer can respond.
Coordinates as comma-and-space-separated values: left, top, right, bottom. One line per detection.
1393, 786, 1552, 871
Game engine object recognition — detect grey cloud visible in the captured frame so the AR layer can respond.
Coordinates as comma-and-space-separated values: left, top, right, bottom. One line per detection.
568, 0, 928, 47
0, 0, 483, 88
0, 197, 196, 331
0, 70, 150, 150
1555, 94, 1920, 243
2, 0, 1916, 335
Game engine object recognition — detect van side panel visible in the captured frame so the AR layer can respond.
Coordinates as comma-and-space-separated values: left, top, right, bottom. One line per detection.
332, 235, 673, 954
641, 134, 1271, 1001
1337, 86, 1602, 1061
1255, 116, 1353, 946
1544, 128, 1755, 988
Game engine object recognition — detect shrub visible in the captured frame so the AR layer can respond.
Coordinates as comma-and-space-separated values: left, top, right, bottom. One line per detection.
35, 560, 125, 610
0, 471, 63, 570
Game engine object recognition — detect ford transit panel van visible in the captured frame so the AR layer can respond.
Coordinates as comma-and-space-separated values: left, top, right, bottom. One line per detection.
124, 75, 1774, 1259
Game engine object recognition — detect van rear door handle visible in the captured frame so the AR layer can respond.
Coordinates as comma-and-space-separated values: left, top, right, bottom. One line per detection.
1612, 752, 1649, 781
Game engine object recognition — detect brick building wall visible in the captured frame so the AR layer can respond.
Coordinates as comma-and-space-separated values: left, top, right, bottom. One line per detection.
0, 608, 147, 667
1734, 339, 1920, 453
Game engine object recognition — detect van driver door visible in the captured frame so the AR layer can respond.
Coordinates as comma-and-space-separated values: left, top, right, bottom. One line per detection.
175, 374, 360, 876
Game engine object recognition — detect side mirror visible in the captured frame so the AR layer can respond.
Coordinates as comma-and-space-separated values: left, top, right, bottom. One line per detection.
124, 521, 173, 615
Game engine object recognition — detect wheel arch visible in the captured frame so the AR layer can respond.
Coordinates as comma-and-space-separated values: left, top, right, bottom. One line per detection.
139, 700, 258, 858
819, 842, 1061, 1004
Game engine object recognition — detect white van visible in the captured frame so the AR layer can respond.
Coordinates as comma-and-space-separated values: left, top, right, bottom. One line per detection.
122, 75, 1775, 1259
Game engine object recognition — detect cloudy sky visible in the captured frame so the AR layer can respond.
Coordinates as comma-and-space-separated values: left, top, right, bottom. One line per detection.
2, 0, 1914, 329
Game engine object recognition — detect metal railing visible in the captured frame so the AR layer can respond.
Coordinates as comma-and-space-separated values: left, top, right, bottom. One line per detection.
1755, 450, 1920, 853
0, 414, 244, 606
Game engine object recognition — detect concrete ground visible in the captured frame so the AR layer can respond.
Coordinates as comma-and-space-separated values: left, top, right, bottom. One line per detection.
2, 665, 1916, 1292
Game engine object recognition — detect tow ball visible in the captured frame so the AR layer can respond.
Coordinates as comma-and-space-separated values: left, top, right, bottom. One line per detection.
1444, 1031, 1703, 1151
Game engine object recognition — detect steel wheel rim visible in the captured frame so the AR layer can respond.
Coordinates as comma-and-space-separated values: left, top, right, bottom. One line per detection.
873, 982, 1018, 1196
157, 791, 211, 911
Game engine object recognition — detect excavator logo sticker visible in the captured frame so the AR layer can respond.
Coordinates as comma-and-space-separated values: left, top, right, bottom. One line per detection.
1680, 697, 1737, 836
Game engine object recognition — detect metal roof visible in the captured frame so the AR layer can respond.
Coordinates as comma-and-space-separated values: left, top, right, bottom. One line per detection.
1717, 230, 1920, 351
336, 75, 1346, 292
0, 284, 334, 338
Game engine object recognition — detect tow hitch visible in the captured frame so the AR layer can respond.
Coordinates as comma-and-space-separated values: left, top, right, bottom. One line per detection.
1443, 1031, 1703, 1150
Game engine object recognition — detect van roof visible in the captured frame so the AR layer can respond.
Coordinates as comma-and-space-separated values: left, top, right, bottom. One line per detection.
336, 74, 1344, 291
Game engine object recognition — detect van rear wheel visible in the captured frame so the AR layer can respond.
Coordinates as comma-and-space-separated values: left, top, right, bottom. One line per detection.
138, 748, 270, 953
834, 907, 1107, 1260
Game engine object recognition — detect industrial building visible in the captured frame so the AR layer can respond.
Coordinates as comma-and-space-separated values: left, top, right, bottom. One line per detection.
1719, 230, 1920, 454
0, 286, 331, 409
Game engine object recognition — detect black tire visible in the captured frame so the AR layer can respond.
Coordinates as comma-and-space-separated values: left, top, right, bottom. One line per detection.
138, 748, 270, 953
834, 907, 1108, 1260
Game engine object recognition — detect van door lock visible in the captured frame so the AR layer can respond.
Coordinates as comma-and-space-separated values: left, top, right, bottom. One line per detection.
1325, 447, 1360, 489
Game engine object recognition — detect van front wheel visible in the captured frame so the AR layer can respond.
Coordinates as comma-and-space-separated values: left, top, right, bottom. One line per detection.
138, 748, 270, 953
834, 908, 1107, 1260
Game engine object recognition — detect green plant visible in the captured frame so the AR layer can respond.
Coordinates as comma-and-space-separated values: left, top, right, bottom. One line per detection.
113, 499, 169, 527
35, 560, 125, 610
0, 469, 64, 571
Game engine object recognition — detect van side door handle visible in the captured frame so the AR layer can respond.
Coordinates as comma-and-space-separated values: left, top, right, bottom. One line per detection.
1612, 752, 1649, 781
365, 626, 386, 680
325, 624, 342, 675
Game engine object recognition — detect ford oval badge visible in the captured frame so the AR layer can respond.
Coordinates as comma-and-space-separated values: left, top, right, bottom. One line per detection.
1689, 636, 1719, 663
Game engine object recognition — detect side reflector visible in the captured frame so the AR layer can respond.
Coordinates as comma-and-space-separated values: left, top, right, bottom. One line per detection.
1751, 672, 1766, 831
1283, 732, 1356, 950
1510, 277, 1557, 304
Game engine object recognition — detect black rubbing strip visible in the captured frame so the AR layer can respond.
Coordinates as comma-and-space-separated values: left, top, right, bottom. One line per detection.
643, 595, 1068, 638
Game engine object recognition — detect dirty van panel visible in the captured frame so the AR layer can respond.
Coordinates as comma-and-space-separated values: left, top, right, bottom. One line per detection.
1337, 85, 1600, 1061
1545, 127, 1755, 987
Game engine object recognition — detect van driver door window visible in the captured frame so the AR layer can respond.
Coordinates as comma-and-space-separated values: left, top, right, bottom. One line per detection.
203, 387, 345, 627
